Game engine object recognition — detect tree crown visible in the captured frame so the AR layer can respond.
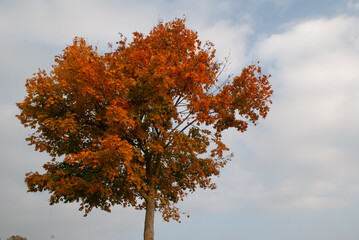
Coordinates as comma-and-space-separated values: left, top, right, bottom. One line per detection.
17, 18, 272, 221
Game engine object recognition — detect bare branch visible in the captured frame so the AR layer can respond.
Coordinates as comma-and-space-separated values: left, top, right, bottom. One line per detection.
216, 51, 231, 79
178, 108, 190, 114
171, 112, 193, 133
175, 97, 187, 107
179, 119, 196, 133
206, 51, 232, 95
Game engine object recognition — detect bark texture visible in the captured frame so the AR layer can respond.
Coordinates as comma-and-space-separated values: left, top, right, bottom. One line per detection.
144, 197, 155, 240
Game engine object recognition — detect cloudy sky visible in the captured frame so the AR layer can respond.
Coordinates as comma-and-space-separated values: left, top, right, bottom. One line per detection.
1, 0, 359, 239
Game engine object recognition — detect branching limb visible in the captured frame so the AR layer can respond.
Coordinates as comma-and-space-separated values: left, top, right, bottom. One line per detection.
170, 112, 194, 133
179, 119, 196, 134
138, 188, 149, 202
216, 51, 231, 79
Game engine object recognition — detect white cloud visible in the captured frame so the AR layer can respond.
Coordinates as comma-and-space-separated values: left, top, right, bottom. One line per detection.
180, 14, 359, 214
222, 15, 359, 211
197, 20, 253, 73
0, 0, 161, 47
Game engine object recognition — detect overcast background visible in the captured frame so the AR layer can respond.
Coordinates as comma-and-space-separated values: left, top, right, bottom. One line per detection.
1, 0, 359, 239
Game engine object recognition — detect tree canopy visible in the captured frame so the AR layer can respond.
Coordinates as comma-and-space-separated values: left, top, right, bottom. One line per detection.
17, 18, 272, 240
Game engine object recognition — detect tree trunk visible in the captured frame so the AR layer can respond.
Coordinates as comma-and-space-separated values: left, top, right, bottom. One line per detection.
144, 196, 155, 240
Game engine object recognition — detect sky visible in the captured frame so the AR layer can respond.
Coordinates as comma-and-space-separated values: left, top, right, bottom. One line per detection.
1, 0, 359, 239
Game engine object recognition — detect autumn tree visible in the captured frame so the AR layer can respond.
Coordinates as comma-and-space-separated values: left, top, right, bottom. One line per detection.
7, 236, 27, 240
17, 18, 272, 240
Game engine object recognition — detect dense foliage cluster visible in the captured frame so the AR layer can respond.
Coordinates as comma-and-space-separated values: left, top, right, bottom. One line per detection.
17, 18, 272, 240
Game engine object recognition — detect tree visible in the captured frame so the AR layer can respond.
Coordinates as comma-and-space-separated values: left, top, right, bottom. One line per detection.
16, 18, 272, 240
7, 236, 27, 240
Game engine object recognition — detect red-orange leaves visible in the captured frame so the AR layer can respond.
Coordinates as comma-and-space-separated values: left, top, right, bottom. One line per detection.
212, 63, 272, 132
17, 18, 272, 224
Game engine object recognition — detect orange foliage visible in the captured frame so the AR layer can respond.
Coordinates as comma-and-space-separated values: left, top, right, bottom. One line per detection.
17, 18, 272, 220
